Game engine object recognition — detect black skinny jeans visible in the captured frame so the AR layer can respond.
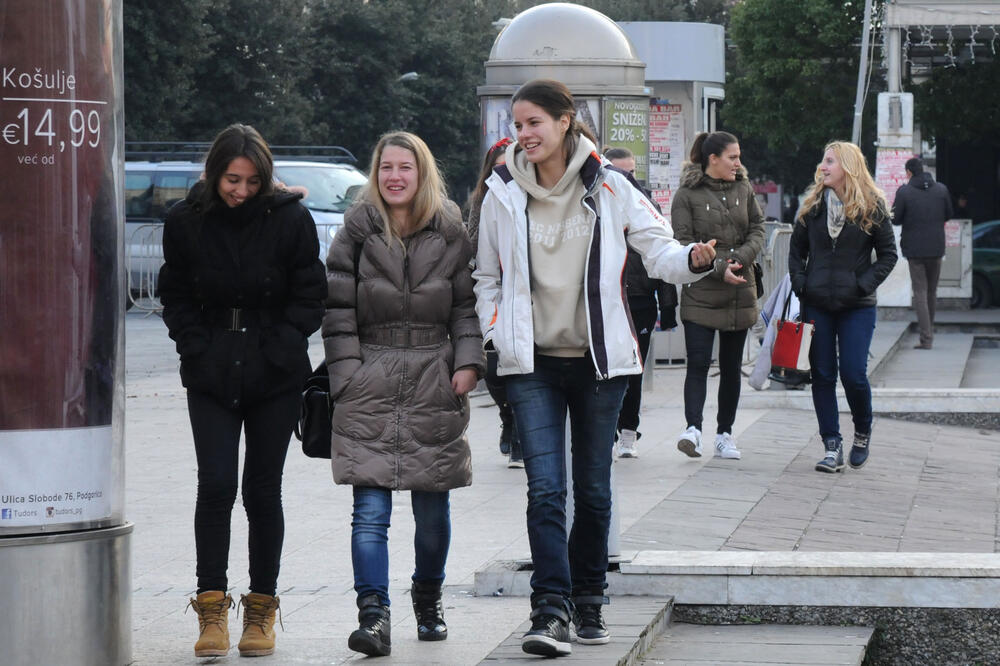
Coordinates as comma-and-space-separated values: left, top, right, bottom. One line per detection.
682, 320, 748, 435
617, 308, 656, 434
188, 388, 299, 595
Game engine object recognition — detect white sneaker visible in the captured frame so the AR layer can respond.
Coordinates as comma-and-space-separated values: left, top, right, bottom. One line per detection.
677, 426, 702, 458
617, 429, 638, 458
714, 432, 741, 460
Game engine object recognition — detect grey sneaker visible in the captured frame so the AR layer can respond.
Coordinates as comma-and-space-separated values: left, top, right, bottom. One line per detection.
849, 432, 870, 469
815, 437, 844, 473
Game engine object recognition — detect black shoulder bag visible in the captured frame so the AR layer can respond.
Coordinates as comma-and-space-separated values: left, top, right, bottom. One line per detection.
295, 363, 332, 458
294, 241, 361, 459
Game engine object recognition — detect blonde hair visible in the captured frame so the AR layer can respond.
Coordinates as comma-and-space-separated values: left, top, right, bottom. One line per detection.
362, 131, 447, 243
797, 141, 889, 234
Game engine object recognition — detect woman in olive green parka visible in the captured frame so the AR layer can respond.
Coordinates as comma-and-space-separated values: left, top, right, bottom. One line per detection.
670, 131, 764, 461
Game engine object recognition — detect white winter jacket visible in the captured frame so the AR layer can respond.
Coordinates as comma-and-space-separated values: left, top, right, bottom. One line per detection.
473, 150, 710, 379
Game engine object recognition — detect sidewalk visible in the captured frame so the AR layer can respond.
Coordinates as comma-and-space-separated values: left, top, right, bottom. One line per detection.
124, 309, 999, 664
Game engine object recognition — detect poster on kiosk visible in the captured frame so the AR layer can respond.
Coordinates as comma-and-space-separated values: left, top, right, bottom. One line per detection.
0, 1, 125, 534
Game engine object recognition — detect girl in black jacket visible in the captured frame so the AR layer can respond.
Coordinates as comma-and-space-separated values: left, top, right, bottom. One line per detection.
789, 141, 897, 474
158, 124, 327, 657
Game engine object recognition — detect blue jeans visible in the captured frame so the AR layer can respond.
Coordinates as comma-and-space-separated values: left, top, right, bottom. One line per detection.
804, 305, 876, 441
351, 486, 451, 606
505, 355, 628, 600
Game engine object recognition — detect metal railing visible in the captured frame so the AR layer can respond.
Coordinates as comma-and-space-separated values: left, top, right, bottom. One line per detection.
759, 222, 793, 303
124, 221, 341, 314
126, 223, 165, 313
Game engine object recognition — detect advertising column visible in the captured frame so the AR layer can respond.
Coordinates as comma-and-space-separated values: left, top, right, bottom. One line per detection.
0, 5, 124, 532
0, 3, 130, 664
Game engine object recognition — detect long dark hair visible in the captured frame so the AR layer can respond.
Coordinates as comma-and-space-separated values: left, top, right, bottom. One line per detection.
464, 137, 511, 244
688, 131, 738, 172
201, 123, 275, 208
466, 138, 511, 216
511, 79, 596, 166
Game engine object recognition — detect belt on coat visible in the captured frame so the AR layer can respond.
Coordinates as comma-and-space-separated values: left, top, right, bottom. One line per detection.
203, 307, 276, 331
359, 326, 448, 347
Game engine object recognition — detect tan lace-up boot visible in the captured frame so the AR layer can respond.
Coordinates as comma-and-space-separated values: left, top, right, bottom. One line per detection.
188, 590, 234, 657
238, 593, 282, 657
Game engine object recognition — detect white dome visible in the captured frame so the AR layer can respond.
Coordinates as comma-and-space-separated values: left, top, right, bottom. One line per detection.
489, 3, 641, 63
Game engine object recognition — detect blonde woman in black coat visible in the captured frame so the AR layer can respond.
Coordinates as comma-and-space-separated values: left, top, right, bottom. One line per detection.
789, 141, 897, 473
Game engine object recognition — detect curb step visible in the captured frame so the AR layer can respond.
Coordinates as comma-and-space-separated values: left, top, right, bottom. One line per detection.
479, 596, 672, 665
639, 623, 874, 666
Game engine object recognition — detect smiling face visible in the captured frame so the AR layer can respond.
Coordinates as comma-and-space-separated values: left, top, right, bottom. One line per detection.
377, 144, 419, 212
512, 99, 570, 168
705, 142, 741, 182
820, 148, 846, 193
216, 156, 262, 207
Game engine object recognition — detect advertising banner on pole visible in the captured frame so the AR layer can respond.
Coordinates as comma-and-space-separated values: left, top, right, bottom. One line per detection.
0, 1, 124, 534
648, 102, 685, 220
875, 147, 913, 207
602, 98, 648, 183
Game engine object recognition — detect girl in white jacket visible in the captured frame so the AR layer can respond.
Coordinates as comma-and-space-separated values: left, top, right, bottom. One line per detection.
472, 78, 716, 657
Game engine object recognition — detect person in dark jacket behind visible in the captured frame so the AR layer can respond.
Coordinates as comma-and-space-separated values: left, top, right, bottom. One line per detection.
671, 132, 765, 461
891, 157, 953, 349
158, 124, 327, 658
603, 146, 678, 458
323, 131, 484, 657
789, 141, 897, 474
466, 136, 524, 467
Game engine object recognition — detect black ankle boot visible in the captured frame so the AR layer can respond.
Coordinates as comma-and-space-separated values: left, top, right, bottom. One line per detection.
411, 581, 448, 641
348, 593, 391, 656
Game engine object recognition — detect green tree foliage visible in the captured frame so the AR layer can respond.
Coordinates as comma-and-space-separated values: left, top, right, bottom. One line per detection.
723, 0, 883, 193
123, 0, 214, 140
303, 0, 500, 195
122, 0, 729, 194
916, 60, 1000, 145
179, 0, 316, 143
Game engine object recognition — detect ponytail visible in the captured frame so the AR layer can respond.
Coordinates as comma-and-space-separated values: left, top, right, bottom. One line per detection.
563, 118, 597, 162
689, 131, 738, 171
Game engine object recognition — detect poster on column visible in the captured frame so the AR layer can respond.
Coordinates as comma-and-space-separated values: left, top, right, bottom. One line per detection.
0, 1, 123, 532
873, 147, 913, 306
875, 147, 913, 207
602, 98, 648, 183
648, 103, 685, 220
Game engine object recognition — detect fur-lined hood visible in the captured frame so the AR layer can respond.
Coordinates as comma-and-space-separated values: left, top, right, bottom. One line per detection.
679, 161, 750, 190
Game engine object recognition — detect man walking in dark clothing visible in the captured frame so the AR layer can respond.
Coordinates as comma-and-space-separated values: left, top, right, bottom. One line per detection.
892, 157, 953, 350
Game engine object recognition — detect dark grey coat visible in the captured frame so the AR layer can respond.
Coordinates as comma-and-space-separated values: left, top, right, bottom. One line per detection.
322, 201, 484, 492
891, 172, 954, 259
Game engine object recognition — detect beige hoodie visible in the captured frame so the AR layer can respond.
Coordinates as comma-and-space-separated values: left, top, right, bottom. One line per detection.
507, 136, 596, 357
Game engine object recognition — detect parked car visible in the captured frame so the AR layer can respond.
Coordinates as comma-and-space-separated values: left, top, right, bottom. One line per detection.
124, 156, 367, 307
972, 219, 1000, 308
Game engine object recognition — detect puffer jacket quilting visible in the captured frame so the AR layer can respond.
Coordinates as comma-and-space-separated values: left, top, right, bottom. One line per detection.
322, 201, 484, 491
670, 162, 765, 331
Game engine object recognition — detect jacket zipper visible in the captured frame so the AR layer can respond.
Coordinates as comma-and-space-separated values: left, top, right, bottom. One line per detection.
397, 250, 410, 488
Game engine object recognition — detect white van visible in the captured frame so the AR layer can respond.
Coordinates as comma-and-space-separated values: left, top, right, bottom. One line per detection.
124, 156, 367, 307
